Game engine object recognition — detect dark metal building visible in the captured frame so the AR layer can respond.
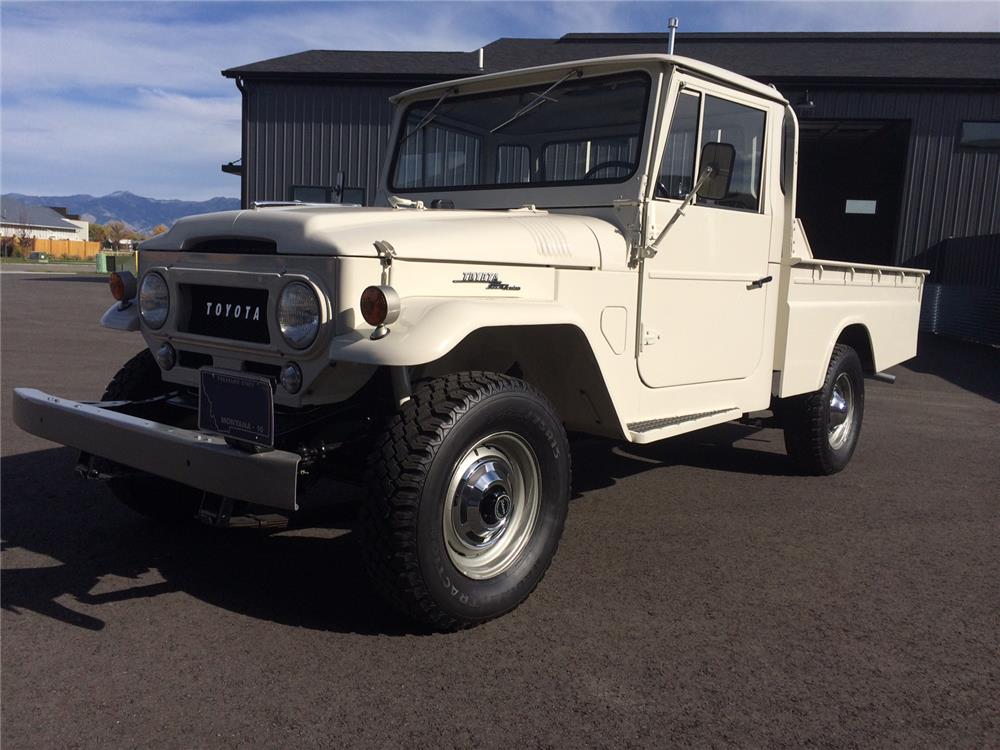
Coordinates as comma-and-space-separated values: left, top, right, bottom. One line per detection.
222, 32, 1000, 339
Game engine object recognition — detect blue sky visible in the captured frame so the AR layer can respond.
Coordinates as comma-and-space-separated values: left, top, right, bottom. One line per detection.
2, 0, 998, 201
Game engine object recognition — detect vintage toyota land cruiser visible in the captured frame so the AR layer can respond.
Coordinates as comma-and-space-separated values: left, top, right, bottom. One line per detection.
13, 54, 926, 629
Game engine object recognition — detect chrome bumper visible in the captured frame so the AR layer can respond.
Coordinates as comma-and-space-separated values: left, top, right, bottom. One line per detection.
12, 388, 300, 510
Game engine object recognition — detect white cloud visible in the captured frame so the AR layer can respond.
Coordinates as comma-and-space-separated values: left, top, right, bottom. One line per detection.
0, 1, 507, 198
2, 89, 241, 199
2, 1, 996, 199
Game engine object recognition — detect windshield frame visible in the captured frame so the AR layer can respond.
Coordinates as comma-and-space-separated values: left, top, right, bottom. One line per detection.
387, 69, 654, 195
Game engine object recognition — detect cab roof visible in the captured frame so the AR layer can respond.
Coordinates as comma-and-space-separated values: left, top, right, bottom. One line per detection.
390, 53, 788, 106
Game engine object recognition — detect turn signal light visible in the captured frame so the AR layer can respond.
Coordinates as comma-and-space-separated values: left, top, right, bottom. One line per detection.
360, 285, 401, 327
110, 271, 137, 302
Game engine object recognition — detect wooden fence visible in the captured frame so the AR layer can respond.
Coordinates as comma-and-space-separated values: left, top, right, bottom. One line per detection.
20, 237, 102, 260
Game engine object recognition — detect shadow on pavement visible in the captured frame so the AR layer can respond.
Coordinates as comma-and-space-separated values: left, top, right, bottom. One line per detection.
1, 447, 406, 636
1, 424, 791, 635
571, 422, 794, 497
901, 333, 1000, 403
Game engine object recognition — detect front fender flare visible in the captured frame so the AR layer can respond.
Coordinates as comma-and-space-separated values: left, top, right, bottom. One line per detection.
328, 298, 588, 366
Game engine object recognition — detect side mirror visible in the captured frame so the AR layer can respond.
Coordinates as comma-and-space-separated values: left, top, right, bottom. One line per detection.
696, 142, 736, 201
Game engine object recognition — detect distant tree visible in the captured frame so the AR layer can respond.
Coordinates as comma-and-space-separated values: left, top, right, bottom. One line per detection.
89, 223, 107, 245
106, 221, 127, 250
151, 224, 168, 236
13, 209, 33, 257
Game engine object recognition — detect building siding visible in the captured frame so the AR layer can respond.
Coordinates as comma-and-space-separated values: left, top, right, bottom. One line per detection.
784, 85, 1000, 263
244, 81, 415, 207
242, 79, 1000, 267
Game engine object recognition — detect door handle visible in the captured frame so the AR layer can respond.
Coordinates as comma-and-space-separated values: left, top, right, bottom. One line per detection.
747, 275, 773, 290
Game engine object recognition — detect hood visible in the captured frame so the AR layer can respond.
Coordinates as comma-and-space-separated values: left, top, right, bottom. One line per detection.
141, 205, 624, 269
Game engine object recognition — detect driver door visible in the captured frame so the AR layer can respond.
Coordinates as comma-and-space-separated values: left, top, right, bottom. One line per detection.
638, 77, 773, 389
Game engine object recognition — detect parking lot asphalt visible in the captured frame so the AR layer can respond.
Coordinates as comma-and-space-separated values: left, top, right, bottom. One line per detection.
2, 271, 998, 748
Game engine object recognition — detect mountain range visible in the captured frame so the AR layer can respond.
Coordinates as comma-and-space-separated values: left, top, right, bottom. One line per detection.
2, 191, 240, 234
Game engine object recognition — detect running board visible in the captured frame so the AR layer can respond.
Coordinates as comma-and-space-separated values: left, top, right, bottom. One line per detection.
627, 407, 742, 444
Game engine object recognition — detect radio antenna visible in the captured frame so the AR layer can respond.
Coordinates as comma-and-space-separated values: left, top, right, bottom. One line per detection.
668, 17, 679, 55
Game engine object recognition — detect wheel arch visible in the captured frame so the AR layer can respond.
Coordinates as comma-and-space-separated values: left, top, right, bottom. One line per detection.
416, 323, 624, 438
835, 323, 876, 374
329, 298, 627, 438
777, 314, 878, 398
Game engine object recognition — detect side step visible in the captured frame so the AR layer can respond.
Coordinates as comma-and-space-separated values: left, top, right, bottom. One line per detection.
627, 407, 742, 444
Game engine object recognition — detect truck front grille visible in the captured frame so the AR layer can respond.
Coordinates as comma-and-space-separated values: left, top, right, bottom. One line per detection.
179, 284, 270, 344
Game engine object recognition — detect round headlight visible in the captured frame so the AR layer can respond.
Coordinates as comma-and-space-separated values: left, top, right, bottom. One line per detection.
139, 272, 169, 329
277, 282, 320, 349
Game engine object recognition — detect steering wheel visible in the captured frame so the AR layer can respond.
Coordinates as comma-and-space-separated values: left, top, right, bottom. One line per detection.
583, 160, 633, 180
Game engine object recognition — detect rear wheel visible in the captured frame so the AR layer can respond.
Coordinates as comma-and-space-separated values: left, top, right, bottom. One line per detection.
780, 344, 865, 475
359, 371, 571, 630
99, 350, 203, 522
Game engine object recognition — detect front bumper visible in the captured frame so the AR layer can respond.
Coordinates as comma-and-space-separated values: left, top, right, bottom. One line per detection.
12, 388, 301, 510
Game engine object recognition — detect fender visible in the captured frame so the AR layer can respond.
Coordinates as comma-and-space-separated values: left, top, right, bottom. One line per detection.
100, 301, 140, 332
329, 296, 629, 438
329, 297, 592, 366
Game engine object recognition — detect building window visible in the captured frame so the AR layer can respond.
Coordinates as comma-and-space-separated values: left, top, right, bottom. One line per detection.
291, 186, 330, 202
845, 199, 877, 215
959, 121, 1000, 150
340, 188, 365, 205
290, 185, 366, 205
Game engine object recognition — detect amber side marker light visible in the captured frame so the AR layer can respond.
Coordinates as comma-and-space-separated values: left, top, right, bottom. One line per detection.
360, 285, 400, 326
110, 271, 137, 304
360, 285, 401, 340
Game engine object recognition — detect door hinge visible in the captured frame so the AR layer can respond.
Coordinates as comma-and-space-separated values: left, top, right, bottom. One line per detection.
643, 326, 661, 346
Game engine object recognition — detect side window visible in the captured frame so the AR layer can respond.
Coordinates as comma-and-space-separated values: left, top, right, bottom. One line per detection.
697, 95, 766, 211
496, 144, 531, 184
658, 91, 700, 198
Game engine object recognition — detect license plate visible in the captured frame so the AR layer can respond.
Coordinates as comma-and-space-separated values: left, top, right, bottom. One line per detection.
198, 368, 274, 447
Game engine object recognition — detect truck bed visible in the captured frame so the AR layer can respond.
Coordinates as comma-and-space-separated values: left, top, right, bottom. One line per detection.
774, 221, 928, 398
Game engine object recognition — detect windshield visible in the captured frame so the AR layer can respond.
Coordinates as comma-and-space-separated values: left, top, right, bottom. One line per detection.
390, 71, 651, 193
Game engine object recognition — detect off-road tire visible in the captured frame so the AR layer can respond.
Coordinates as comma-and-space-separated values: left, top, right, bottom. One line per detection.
359, 371, 571, 631
99, 350, 203, 522
780, 344, 865, 475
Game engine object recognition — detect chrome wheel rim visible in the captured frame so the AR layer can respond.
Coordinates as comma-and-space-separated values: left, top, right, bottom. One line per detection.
828, 373, 855, 450
443, 432, 541, 580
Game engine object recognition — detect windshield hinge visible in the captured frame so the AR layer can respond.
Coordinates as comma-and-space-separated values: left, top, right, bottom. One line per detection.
373, 240, 396, 284
614, 182, 650, 269
387, 195, 425, 210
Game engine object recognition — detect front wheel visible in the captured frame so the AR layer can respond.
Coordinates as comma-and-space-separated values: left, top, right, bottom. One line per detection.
780, 344, 865, 475
359, 372, 571, 630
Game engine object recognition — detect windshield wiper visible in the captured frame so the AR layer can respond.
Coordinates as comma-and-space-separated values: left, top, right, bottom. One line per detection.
489, 69, 582, 134
400, 87, 458, 143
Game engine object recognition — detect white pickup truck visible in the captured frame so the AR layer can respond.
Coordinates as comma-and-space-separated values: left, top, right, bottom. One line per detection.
13, 54, 926, 629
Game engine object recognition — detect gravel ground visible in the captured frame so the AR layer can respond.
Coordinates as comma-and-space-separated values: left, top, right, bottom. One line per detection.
2, 271, 998, 748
